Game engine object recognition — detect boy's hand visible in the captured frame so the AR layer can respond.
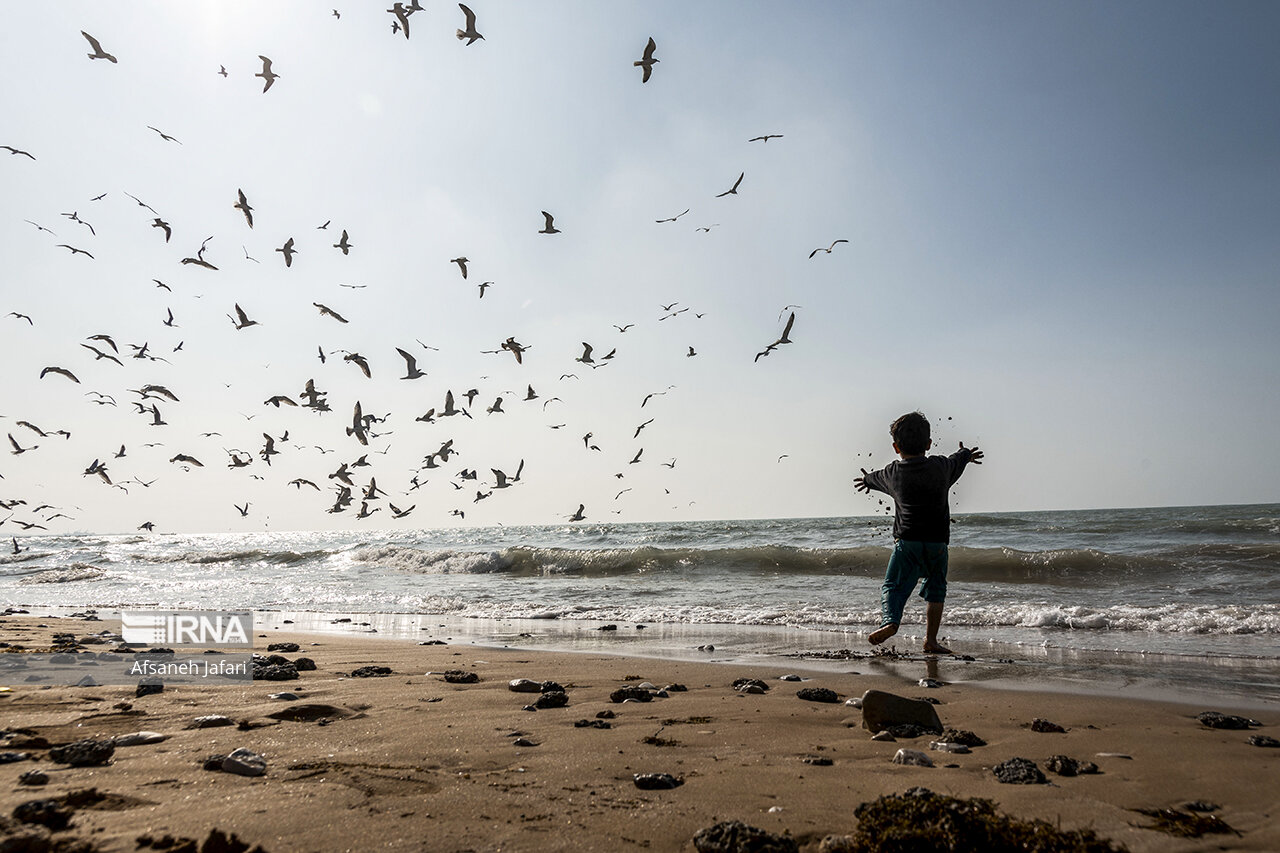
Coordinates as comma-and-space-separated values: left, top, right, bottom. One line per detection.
960, 441, 984, 464
854, 467, 871, 493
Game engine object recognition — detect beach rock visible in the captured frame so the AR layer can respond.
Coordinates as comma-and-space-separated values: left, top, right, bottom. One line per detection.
939, 728, 986, 747
253, 663, 299, 681
779, 674, 803, 682
891, 749, 934, 767
508, 678, 543, 693
266, 642, 300, 653
187, 715, 235, 729
733, 677, 770, 693
870, 731, 896, 742
267, 692, 300, 701
1183, 801, 1220, 813
816, 835, 857, 853
802, 755, 833, 766
992, 757, 1047, 784
442, 670, 479, 684
596, 710, 616, 719
1196, 711, 1257, 729
222, 747, 267, 777
692, 820, 797, 853
136, 679, 164, 697
534, 691, 569, 709
48, 739, 114, 767
12, 798, 73, 831
17, 770, 49, 786
633, 772, 683, 790
350, 666, 391, 678
884, 724, 933, 738
111, 731, 168, 747
74, 675, 100, 687
540, 680, 565, 693
929, 741, 971, 754
1046, 755, 1099, 776
610, 686, 652, 703
0, 751, 30, 763
915, 696, 942, 704
797, 687, 839, 703
918, 678, 942, 688
266, 703, 359, 723
292, 657, 316, 671
512, 738, 538, 747
1031, 718, 1066, 733
860, 690, 943, 734
202, 754, 228, 771
1248, 734, 1280, 747
575, 719, 611, 729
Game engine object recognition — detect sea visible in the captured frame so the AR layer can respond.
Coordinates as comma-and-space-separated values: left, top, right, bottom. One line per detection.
4, 503, 1278, 709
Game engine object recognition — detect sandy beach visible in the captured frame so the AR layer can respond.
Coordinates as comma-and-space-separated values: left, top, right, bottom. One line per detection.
2, 614, 1276, 852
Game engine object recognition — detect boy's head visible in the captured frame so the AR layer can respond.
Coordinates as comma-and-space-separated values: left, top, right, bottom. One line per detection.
890, 411, 931, 456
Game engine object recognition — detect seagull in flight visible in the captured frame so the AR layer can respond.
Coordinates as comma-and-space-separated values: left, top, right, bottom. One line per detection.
754, 311, 796, 362
808, 239, 849, 259
388, 3, 412, 38
276, 237, 297, 267
748, 134, 784, 143
333, 230, 352, 254
313, 302, 348, 323
568, 503, 586, 522
451, 257, 469, 279
228, 303, 259, 330
56, 244, 93, 258
656, 209, 689, 224
8, 312, 34, 325
715, 172, 744, 198
234, 189, 254, 227
456, 3, 484, 44
81, 31, 117, 63
539, 211, 560, 234
634, 37, 658, 83
151, 218, 171, 242
147, 126, 181, 144
256, 56, 280, 92
395, 347, 426, 379
2, 145, 36, 160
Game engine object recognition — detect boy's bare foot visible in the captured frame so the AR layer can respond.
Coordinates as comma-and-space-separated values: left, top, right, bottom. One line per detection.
922, 642, 952, 655
868, 623, 898, 645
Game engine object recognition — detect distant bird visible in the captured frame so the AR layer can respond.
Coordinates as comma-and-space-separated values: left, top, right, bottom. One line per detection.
8, 434, 36, 455
55, 244, 94, 259
333, 230, 352, 254
755, 311, 796, 362
151, 218, 172, 242
256, 56, 279, 92
568, 503, 586, 522
2, 145, 35, 160
8, 312, 33, 325
487, 397, 504, 414
87, 334, 118, 352
629, 448, 643, 464
634, 37, 658, 83
576, 342, 595, 365
264, 395, 298, 408
539, 211, 560, 234
332, 10, 341, 19
234, 189, 254, 227
388, 3, 412, 38
234, 502, 250, 517
808, 239, 848, 259
634, 418, 654, 438
169, 453, 203, 467
451, 257, 469, 279
138, 521, 155, 531
313, 302, 348, 323
390, 503, 415, 519
656, 209, 689, 224
344, 352, 372, 378
218, 65, 228, 77
456, 3, 484, 44
155, 280, 170, 292
395, 347, 426, 379
686, 346, 697, 357
500, 337, 527, 364
162, 307, 177, 327
81, 343, 122, 365
276, 237, 297, 267
524, 384, 538, 401
81, 31, 117, 63
748, 134, 784, 143
614, 323, 634, 333
695, 224, 719, 232
478, 281, 492, 298
22, 220, 54, 234
40, 366, 79, 383
715, 172, 744, 197
147, 126, 181, 144
228, 304, 259, 330
290, 478, 321, 490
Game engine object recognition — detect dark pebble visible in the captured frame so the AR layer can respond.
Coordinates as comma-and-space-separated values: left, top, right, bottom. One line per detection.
992, 756, 1047, 784
293, 657, 316, 671
443, 670, 479, 684
0, 751, 31, 763
540, 680, 565, 693
1030, 718, 1067, 733
254, 663, 299, 681
692, 819, 797, 853
596, 709, 616, 719
48, 738, 114, 767
732, 677, 770, 692
1248, 734, 1280, 747
801, 755, 833, 766
633, 772, 683, 790
1196, 711, 1257, 730
598, 624, 618, 631
202, 754, 228, 771
796, 687, 839, 703
18, 770, 49, 786
136, 679, 164, 697
534, 691, 568, 709
350, 665, 391, 678
610, 686, 653, 703
939, 728, 986, 747
267, 642, 300, 653
575, 719, 612, 729
13, 798, 73, 831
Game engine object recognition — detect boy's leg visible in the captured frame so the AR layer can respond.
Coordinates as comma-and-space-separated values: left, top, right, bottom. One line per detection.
870, 541, 919, 646
920, 543, 951, 654
923, 601, 951, 654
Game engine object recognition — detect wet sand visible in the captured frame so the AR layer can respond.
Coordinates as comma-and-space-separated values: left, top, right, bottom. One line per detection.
2, 615, 1277, 852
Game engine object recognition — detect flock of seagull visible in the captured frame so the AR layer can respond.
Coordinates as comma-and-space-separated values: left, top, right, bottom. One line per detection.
1, 7, 857, 539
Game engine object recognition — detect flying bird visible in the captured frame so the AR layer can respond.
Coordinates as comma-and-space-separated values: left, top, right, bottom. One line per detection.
313, 302, 348, 323
755, 311, 796, 362
218, 65, 228, 77
147, 126, 181, 144
748, 134, 784, 143
55, 244, 94, 259
388, 3, 412, 38
478, 281, 492, 298
343, 352, 372, 378
333, 230, 352, 254
169, 453, 204, 467
634, 37, 658, 82
656, 208, 689, 223
151, 218, 172, 242
81, 344, 122, 365
276, 237, 296, 267
808, 239, 849, 259
8, 312, 33, 325
568, 503, 586, 522
715, 172, 744, 198
539, 211, 560, 234
456, 4, 484, 44
256, 56, 279, 92
234, 189, 254, 227
81, 31, 117, 63
228, 303, 259, 330
451, 257, 469, 279
40, 366, 80, 383
2, 145, 36, 160
395, 348, 426, 379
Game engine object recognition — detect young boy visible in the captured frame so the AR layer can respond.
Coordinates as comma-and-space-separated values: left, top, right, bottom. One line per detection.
853, 411, 983, 654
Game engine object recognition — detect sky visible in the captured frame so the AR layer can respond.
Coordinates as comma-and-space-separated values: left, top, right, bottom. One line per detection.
2, 1, 1279, 535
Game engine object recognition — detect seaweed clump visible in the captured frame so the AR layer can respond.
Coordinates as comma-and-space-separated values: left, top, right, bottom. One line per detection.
1132, 808, 1239, 838
846, 787, 1127, 853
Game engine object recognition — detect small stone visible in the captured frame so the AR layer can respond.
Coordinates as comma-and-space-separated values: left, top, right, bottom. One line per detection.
637, 682, 658, 691
442, 670, 479, 684
574, 719, 611, 729
929, 741, 970, 754
870, 731, 896, 742
221, 747, 267, 776
13, 798, 72, 830
1031, 718, 1066, 733
797, 687, 839, 703
598, 624, 618, 631
1196, 711, 1256, 730
350, 665, 392, 678
508, 678, 543, 693
540, 680, 565, 693
111, 731, 168, 746
779, 674, 803, 682
884, 723, 931, 738
1248, 734, 1280, 747
1046, 754, 1081, 776
938, 728, 986, 747
267, 642, 300, 652
48, 738, 114, 766
918, 678, 942, 688
802, 755, 833, 766
692, 820, 797, 853
596, 709, 616, 719
187, 715, 235, 729
992, 756, 1047, 784
512, 738, 538, 747
633, 772, 683, 790
859, 689, 943, 735
610, 686, 652, 703
664, 683, 688, 692
1183, 800, 1220, 813
534, 691, 568, 709
0, 751, 31, 763
267, 692, 300, 701
891, 748, 934, 767
254, 663, 300, 681
732, 677, 770, 693
1095, 752, 1133, 759
74, 675, 100, 687
292, 657, 317, 671
202, 754, 228, 770
18, 769, 49, 786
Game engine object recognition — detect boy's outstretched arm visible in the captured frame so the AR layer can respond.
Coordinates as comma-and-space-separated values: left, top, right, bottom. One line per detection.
959, 441, 984, 464
854, 466, 884, 494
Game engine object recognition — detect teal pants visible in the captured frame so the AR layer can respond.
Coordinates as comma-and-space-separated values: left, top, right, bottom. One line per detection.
879, 540, 948, 627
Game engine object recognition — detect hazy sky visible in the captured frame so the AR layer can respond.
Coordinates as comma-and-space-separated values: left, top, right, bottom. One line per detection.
3, 2, 1278, 534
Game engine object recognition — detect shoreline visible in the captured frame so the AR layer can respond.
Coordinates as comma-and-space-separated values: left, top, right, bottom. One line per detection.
2, 614, 1278, 851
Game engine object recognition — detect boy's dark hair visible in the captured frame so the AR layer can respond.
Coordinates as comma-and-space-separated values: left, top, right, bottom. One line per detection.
890, 411, 931, 455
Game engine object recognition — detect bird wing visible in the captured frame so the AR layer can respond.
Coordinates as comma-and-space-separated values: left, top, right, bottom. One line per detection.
461, 3, 477, 29
643, 37, 656, 61
396, 347, 418, 372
